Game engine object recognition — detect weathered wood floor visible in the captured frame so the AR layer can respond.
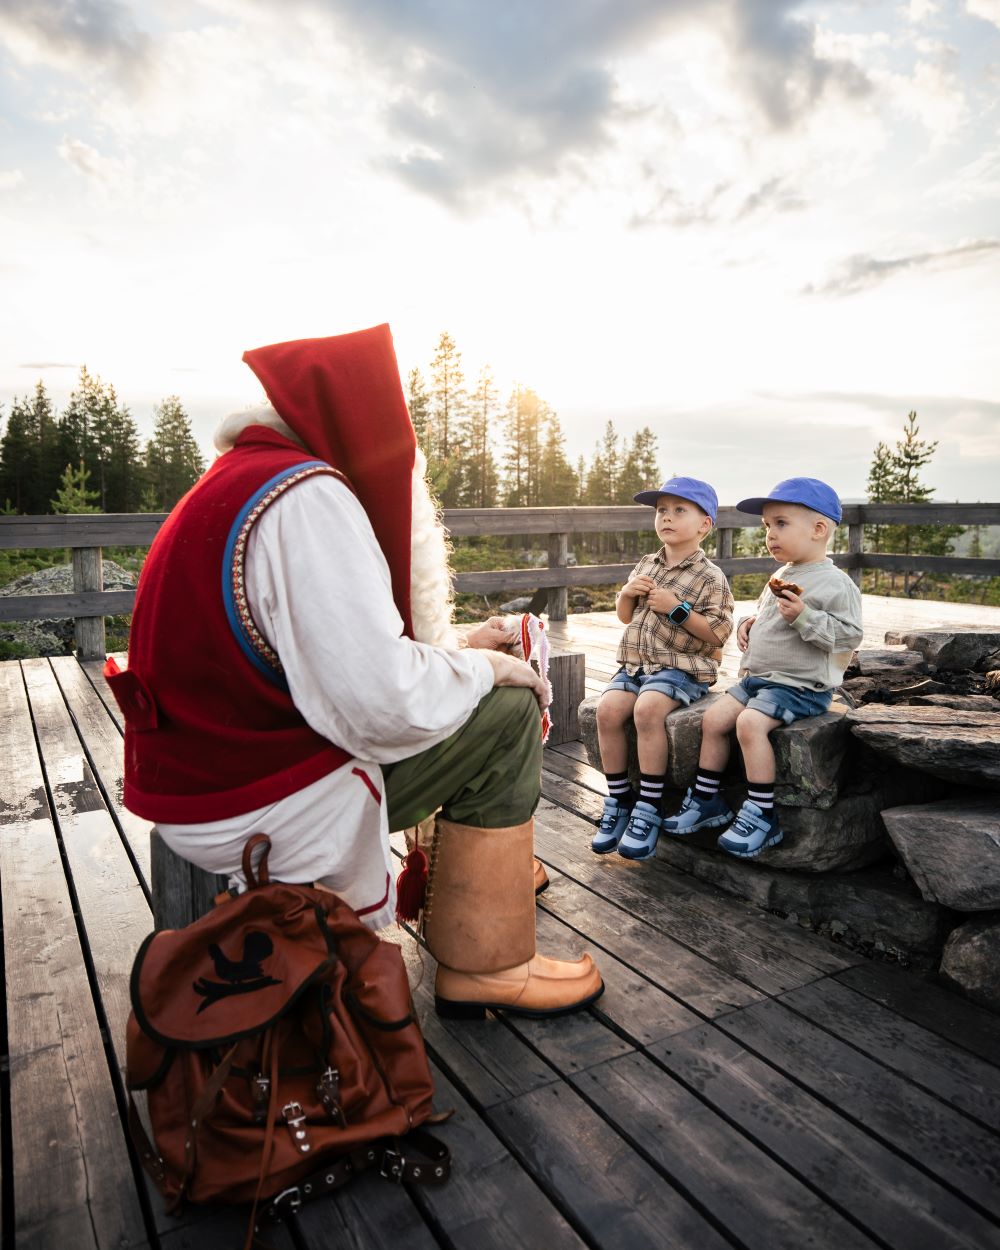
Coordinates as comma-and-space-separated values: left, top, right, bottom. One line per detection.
3, 599, 1000, 1250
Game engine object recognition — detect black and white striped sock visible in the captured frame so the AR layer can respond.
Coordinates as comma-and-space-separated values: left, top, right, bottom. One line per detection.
693, 767, 724, 800
605, 771, 634, 805
639, 773, 665, 807
747, 782, 775, 812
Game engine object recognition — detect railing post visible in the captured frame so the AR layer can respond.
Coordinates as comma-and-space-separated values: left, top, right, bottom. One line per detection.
848, 522, 864, 588
73, 545, 106, 660
547, 532, 569, 622
716, 528, 734, 586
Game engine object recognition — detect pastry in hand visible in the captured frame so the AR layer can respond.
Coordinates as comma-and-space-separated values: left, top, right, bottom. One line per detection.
768, 576, 803, 599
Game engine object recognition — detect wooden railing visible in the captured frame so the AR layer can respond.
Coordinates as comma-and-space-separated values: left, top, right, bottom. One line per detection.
2, 503, 999, 659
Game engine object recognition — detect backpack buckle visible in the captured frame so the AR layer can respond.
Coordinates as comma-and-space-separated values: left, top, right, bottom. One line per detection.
269, 1185, 302, 1215
282, 1101, 311, 1154
379, 1147, 405, 1182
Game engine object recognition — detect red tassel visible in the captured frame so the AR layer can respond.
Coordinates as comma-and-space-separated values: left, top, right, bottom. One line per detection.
395, 847, 429, 923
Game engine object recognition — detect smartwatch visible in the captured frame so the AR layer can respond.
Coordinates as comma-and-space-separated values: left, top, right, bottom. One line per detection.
668, 600, 692, 625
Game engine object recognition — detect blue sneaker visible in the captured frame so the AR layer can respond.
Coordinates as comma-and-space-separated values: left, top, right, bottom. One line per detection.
662, 788, 733, 837
617, 801, 663, 861
717, 801, 782, 858
592, 796, 633, 854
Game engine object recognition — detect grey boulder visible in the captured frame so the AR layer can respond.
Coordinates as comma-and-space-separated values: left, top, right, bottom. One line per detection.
939, 914, 1000, 1013
882, 798, 1000, 911
847, 704, 1000, 790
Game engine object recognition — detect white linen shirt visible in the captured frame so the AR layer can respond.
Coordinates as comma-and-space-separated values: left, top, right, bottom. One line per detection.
156, 474, 494, 930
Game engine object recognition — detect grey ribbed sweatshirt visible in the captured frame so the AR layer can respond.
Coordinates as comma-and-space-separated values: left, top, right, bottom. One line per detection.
740, 558, 864, 692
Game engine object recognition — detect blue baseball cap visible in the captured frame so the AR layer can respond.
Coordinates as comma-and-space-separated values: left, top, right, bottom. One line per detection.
736, 477, 842, 524
633, 476, 718, 524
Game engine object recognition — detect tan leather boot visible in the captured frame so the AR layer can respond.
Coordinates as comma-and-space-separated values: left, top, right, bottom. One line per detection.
407, 813, 549, 898
423, 817, 603, 1019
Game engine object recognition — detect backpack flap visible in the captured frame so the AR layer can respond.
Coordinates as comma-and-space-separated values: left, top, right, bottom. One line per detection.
132, 884, 336, 1048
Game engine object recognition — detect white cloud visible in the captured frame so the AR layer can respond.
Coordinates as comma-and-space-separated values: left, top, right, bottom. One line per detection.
0, 170, 25, 190
803, 238, 1000, 296
967, 0, 1000, 30
57, 137, 122, 184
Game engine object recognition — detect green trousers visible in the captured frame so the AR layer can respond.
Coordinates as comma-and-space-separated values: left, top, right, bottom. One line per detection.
381, 687, 542, 830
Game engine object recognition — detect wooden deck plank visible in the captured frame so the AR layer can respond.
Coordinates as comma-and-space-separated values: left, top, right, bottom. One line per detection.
716, 995, 1000, 1220
391, 930, 560, 1109
410, 1066, 588, 1250
650, 1022, 1000, 1250
19, 661, 252, 1248
49, 655, 152, 892
534, 800, 855, 993
488, 1081, 732, 1250
0, 663, 148, 1250
534, 904, 704, 1046
779, 978, 1000, 1132
533, 854, 767, 1017
540, 764, 858, 978
573, 1051, 880, 1250
835, 961, 1000, 1068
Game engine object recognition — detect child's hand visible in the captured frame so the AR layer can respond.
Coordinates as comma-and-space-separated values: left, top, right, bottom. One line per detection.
622, 574, 655, 599
736, 616, 756, 652
775, 589, 806, 621
646, 586, 680, 614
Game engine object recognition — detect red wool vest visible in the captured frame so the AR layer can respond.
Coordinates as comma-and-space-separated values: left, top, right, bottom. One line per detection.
107, 427, 353, 822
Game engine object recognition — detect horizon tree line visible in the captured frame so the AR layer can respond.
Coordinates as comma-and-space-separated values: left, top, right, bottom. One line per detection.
0, 369, 206, 515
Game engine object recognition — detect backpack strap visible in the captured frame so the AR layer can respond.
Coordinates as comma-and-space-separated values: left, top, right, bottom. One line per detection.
242, 833, 272, 888
263, 1128, 452, 1220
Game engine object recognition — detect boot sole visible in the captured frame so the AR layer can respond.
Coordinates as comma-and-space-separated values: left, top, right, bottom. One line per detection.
718, 831, 783, 859
534, 878, 550, 896
435, 982, 605, 1020
590, 838, 623, 855
662, 812, 732, 837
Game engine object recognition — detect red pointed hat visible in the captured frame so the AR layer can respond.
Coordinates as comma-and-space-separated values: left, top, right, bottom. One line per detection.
243, 324, 416, 638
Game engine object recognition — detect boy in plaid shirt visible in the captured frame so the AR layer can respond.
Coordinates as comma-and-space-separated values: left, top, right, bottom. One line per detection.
592, 477, 734, 861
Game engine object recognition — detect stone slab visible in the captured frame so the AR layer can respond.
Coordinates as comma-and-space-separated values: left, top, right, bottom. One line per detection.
659, 767, 944, 875
854, 648, 925, 675
651, 836, 950, 968
900, 630, 1000, 673
579, 695, 852, 809
939, 913, 1000, 1013
847, 705, 1000, 790
911, 694, 1000, 711
882, 798, 1000, 911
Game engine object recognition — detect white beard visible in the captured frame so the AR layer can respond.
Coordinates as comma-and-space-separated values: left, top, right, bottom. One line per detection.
409, 448, 459, 647
215, 408, 457, 646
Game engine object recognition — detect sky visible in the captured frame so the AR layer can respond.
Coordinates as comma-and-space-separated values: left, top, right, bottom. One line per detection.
0, 0, 998, 503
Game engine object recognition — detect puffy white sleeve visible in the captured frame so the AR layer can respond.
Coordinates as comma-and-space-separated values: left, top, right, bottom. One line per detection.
243, 473, 494, 764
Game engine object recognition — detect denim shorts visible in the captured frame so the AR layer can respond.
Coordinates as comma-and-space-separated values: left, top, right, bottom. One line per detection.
604, 666, 711, 707
727, 676, 832, 725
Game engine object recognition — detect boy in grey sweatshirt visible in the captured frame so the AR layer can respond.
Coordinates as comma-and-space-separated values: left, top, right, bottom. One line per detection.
662, 477, 863, 857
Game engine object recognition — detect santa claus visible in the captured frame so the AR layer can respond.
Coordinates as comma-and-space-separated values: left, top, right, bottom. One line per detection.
106, 324, 603, 1019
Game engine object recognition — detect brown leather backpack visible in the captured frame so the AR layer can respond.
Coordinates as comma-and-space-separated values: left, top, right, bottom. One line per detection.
126, 834, 448, 1224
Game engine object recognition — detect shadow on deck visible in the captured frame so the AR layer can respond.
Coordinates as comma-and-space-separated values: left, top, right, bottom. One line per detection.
2, 598, 1000, 1249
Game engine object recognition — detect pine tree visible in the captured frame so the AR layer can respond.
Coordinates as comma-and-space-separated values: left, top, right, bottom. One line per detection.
865, 440, 895, 557
406, 368, 431, 460
50, 462, 100, 513
865, 412, 963, 595
0, 397, 34, 513
460, 367, 499, 507
501, 387, 548, 507
537, 410, 578, 505
59, 367, 145, 511
146, 396, 206, 509
429, 332, 467, 503
619, 427, 660, 502
583, 422, 622, 504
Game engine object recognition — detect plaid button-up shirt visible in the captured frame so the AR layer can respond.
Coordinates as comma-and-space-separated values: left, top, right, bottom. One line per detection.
615, 547, 734, 683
